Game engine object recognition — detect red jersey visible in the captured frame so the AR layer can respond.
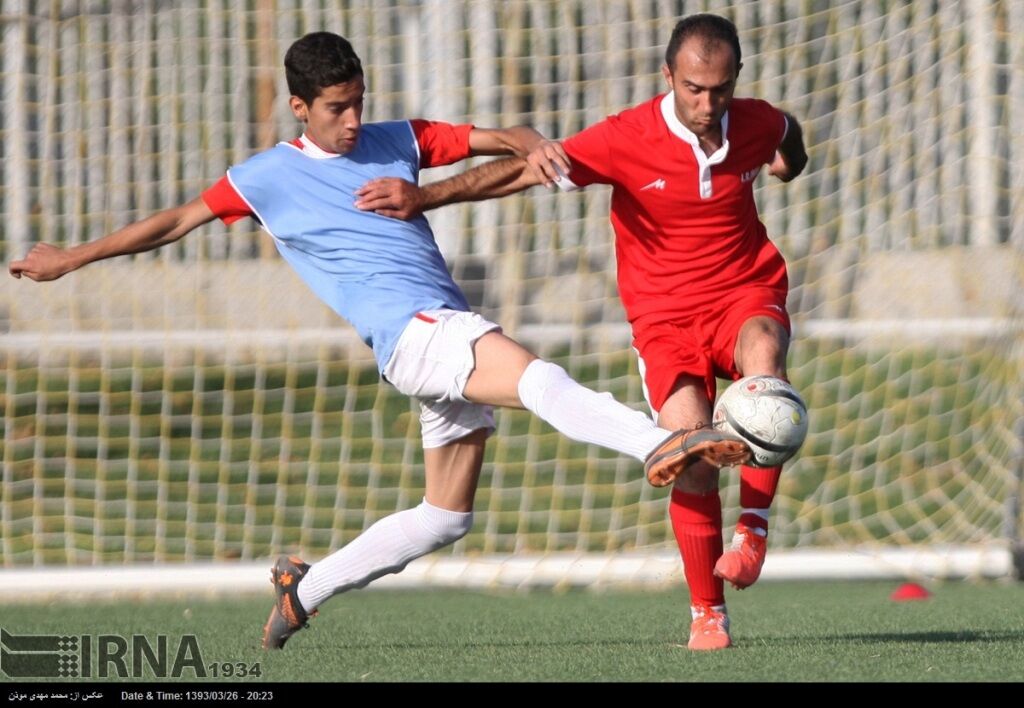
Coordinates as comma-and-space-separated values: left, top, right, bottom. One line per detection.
562, 95, 789, 326
202, 119, 473, 222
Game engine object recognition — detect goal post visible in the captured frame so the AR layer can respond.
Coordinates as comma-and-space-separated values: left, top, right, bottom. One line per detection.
1, 0, 1022, 586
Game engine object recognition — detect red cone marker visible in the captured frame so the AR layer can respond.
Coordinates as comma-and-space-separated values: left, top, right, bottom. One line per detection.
890, 582, 931, 601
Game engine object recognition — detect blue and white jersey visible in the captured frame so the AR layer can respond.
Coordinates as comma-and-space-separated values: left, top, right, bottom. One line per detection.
225, 122, 470, 372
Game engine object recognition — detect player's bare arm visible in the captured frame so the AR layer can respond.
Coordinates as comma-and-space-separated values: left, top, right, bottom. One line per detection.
467, 125, 547, 158
355, 156, 541, 220
473, 130, 572, 186
354, 135, 576, 219
768, 111, 808, 182
8, 197, 216, 281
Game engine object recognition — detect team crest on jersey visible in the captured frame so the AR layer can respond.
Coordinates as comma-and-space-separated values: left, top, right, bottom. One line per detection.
740, 167, 761, 183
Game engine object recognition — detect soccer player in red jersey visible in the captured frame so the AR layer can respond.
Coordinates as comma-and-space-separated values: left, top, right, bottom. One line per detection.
356, 14, 808, 651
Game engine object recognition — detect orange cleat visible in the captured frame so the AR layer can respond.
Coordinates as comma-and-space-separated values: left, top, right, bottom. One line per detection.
714, 523, 767, 590
688, 604, 732, 651
644, 428, 751, 488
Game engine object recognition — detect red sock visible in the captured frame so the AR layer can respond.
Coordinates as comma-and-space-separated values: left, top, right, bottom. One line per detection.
738, 465, 781, 533
669, 488, 724, 607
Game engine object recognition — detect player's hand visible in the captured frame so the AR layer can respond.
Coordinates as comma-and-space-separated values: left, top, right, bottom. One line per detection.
767, 150, 789, 180
354, 178, 424, 220
9, 243, 75, 281
525, 140, 572, 189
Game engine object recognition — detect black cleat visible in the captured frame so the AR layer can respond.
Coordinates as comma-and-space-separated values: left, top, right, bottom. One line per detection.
261, 555, 317, 650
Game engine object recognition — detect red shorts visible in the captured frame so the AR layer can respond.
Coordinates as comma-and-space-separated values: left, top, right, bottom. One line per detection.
631, 287, 790, 412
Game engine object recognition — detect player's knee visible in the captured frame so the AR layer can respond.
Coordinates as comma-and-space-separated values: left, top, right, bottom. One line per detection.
415, 503, 474, 547
737, 319, 789, 375
517, 359, 570, 413
740, 315, 786, 346
673, 461, 719, 494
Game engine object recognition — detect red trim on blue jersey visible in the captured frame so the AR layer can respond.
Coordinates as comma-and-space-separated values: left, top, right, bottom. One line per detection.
410, 119, 474, 168
201, 176, 252, 225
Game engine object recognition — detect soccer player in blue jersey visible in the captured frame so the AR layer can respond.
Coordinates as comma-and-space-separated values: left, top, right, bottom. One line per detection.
9, 31, 749, 650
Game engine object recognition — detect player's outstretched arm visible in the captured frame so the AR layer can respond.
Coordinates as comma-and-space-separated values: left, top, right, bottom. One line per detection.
9, 197, 216, 282
467, 125, 547, 158
355, 156, 542, 220
355, 138, 574, 220
768, 111, 808, 182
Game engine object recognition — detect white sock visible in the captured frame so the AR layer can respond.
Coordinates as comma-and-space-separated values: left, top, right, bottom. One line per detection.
691, 604, 728, 618
516, 359, 670, 461
739, 508, 770, 537
297, 499, 473, 612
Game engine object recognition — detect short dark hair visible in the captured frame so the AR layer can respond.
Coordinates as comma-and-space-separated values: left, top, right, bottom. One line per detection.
284, 32, 364, 104
664, 14, 741, 72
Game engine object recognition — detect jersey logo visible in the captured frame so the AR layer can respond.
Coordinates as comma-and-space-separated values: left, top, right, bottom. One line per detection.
640, 178, 667, 191
741, 167, 761, 183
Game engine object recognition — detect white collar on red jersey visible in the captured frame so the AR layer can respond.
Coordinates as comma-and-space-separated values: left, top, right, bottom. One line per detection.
660, 93, 731, 199
288, 133, 343, 159
659, 93, 731, 162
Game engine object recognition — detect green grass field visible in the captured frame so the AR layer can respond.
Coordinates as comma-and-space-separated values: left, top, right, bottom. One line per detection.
2, 580, 1023, 682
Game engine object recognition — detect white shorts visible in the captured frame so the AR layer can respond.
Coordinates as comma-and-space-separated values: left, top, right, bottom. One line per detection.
383, 309, 500, 448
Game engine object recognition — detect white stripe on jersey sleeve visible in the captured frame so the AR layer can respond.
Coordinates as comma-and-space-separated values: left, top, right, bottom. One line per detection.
404, 121, 422, 169
553, 164, 581, 192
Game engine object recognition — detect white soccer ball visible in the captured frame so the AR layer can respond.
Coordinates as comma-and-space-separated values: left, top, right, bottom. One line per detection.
712, 375, 808, 468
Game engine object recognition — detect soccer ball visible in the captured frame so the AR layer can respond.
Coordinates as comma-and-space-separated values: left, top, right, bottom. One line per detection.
712, 375, 808, 468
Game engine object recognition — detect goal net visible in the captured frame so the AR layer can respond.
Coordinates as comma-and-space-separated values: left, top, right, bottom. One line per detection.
2, 0, 1022, 584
